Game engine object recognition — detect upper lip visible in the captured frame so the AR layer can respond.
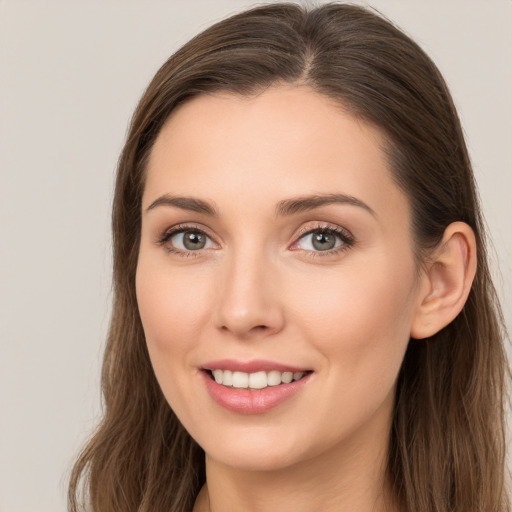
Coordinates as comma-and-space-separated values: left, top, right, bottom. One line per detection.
201, 359, 312, 373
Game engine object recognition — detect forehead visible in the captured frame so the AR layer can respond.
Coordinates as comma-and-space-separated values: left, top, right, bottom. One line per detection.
144, 85, 409, 226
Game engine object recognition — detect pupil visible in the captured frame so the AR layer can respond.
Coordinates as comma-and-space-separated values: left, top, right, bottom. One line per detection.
312, 231, 336, 251
183, 231, 206, 250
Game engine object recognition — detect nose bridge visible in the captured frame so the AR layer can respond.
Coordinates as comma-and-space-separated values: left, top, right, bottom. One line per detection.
215, 243, 283, 338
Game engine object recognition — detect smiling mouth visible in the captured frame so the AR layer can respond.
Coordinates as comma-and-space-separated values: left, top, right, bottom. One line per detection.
204, 369, 312, 390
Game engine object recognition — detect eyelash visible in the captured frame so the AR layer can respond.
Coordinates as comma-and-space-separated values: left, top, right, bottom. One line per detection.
156, 223, 213, 258
156, 223, 355, 258
291, 224, 355, 258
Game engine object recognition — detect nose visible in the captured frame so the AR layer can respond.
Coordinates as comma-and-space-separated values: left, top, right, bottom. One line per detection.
214, 249, 285, 339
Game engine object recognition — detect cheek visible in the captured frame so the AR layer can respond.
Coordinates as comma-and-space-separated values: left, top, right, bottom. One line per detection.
280, 255, 418, 448
135, 257, 216, 420
289, 253, 417, 378
136, 259, 212, 353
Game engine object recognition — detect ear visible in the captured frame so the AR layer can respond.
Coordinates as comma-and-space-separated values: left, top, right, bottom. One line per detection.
410, 222, 477, 340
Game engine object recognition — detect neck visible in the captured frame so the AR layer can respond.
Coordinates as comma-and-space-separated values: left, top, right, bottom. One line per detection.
195, 429, 398, 512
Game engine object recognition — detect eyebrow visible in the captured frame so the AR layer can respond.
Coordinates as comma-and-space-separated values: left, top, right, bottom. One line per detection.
145, 195, 218, 216
275, 193, 376, 217
144, 192, 376, 217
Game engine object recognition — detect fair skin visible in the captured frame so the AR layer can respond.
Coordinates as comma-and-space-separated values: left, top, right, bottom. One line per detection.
136, 85, 476, 512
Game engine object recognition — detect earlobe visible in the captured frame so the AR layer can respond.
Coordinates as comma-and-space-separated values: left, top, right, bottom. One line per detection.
410, 222, 477, 340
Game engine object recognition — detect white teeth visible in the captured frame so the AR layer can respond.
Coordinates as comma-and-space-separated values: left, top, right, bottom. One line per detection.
232, 371, 249, 389
267, 370, 282, 386
248, 371, 267, 389
281, 371, 293, 384
210, 369, 308, 389
222, 370, 233, 386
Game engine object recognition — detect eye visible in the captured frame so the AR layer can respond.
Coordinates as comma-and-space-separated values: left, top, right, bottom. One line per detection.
158, 226, 216, 254
292, 226, 354, 254
171, 230, 213, 250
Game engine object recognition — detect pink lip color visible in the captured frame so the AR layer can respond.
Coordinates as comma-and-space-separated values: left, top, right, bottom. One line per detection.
200, 367, 312, 415
202, 359, 310, 373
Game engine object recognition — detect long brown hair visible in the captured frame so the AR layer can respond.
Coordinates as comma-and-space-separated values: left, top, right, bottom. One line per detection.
69, 3, 509, 511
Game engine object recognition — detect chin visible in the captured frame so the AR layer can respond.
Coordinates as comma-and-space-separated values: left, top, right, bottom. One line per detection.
198, 423, 326, 473
207, 444, 305, 473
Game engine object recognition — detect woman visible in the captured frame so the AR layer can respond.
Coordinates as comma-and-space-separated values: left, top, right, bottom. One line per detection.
69, 3, 509, 511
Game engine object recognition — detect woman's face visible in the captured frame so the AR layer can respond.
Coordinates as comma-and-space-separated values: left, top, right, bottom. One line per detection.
136, 85, 424, 471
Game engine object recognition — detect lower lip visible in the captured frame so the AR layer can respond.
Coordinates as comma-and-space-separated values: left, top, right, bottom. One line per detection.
201, 371, 312, 414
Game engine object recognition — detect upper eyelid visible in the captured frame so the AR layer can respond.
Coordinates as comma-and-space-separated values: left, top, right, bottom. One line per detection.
159, 223, 216, 240
293, 222, 354, 240
157, 225, 218, 256
289, 223, 355, 254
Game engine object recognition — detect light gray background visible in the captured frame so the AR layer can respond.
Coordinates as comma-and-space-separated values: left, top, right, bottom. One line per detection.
1, 1, 511, 511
